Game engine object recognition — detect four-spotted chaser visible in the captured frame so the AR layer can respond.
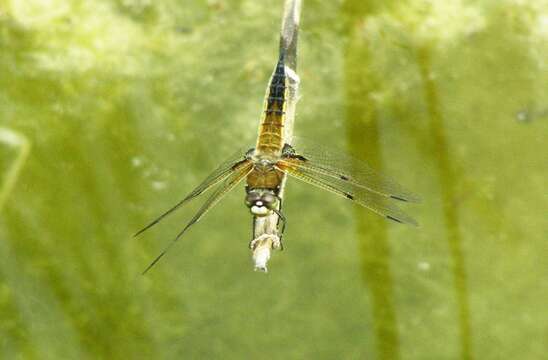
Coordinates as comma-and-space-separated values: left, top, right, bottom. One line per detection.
136, 49, 418, 274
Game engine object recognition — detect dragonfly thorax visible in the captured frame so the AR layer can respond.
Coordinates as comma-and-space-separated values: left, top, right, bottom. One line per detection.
246, 155, 284, 191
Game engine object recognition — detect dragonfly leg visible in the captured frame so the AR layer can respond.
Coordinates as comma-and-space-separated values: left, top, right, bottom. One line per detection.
273, 198, 286, 250
277, 197, 283, 226
249, 216, 257, 249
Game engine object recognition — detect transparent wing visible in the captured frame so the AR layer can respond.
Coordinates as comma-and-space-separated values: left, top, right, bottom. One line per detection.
142, 160, 253, 274
278, 158, 418, 226
288, 136, 420, 202
134, 147, 252, 237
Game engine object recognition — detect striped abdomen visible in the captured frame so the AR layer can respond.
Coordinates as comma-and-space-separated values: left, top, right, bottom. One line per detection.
256, 56, 287, 156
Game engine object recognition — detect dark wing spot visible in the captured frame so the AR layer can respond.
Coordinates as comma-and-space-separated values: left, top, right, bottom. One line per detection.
386, 215, 404, 224
345, 193, 354, 200
340, 175, 350, 181
282, 152, 307, 163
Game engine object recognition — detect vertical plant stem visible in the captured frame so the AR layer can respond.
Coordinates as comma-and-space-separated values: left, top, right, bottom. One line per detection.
416, 45, 473, 360
342, 2, 401, 358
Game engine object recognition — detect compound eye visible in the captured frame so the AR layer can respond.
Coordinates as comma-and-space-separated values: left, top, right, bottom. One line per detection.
262, 193, 276, 207
245, 193, 260, 207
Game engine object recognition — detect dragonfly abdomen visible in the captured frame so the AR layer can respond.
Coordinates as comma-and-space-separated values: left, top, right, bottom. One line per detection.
266, 60, 286, 110
256, 56, 288, 155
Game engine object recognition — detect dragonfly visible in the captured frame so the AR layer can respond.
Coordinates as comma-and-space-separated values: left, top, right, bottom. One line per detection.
136, 42, 418, 275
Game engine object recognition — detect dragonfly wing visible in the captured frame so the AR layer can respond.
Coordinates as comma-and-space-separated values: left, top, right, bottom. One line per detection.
142, 160, 253, 274
278, 158, 418, 226
134, 147, 252, 237
288, 136, 420, 202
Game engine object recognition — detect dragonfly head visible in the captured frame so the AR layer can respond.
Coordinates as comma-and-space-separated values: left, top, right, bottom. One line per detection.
245, 189, 278, 217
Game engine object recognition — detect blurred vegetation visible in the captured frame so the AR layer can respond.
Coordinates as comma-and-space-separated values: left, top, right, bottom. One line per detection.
1, 0, 547, 359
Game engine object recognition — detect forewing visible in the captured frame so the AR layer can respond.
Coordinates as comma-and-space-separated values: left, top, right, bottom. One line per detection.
278, 158, 418, 226
134, 147, 252, 237
289, 136, 420, 202
142, 160, 253, 274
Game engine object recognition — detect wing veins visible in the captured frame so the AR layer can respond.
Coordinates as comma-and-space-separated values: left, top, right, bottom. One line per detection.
134, 148, 250, 238
279, 163, 418, 226
142, 161, 253, 274
289, 137, 420, 202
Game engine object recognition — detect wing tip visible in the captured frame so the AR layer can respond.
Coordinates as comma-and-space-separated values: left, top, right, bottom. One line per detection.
134, 219, 163, 238
133, 225, 153, 238
133, 229, 145, 238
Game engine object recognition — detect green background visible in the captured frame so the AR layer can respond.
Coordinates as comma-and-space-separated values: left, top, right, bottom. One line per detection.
1, 0, 547, 359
